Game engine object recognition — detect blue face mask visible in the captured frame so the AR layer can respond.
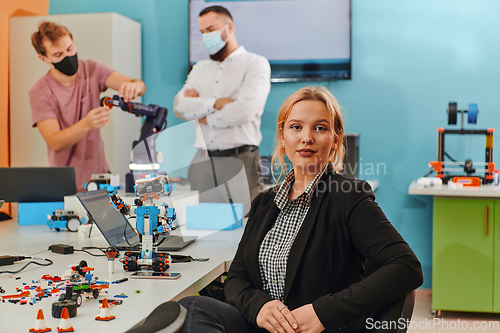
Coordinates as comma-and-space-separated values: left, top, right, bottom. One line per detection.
202, 26, 227, 55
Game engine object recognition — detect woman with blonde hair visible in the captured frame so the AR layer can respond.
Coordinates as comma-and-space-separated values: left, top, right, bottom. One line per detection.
178, 86, 423, 333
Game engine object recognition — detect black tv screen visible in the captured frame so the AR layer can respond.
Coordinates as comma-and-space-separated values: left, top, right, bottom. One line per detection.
189, 0, 351, 82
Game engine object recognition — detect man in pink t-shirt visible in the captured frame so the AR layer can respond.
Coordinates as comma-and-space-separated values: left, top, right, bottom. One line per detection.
29, 21, 146, 192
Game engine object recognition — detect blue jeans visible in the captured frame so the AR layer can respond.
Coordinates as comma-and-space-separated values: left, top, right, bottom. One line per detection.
178, 296, 264, 333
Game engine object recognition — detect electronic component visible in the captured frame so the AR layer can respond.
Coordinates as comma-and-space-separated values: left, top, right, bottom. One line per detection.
49, 244, 74, 255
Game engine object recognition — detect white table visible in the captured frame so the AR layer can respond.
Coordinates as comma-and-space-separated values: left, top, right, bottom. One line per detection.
0, 218, 243, 332
408, 181, 500, 198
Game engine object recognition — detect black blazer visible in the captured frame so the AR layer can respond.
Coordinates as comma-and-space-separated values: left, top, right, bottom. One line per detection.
224, 169, 423, 332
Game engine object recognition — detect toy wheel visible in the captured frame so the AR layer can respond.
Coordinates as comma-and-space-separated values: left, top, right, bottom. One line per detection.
72, 294, 82, 307
55, 228, 61, 232
448, 102, 457, 125
86, 181, 99, 191
92, 289, 99, 299
66, 218, 80, 232
58, 294, 66, 302
100, 96, 113, 108
153, 252, 171, 272
468, 103, 478, 124
123, 251, 140, 271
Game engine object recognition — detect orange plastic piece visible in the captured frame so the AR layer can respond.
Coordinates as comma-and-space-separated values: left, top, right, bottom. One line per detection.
1, 290, 30, 299
485, 175, 494, 180
437, 127, 445, 132
41, 275, 62, 282
453, 177, 481, 187
429, 161, 443, 173
488, 163, 496, 174
90, 284, 109, 290
29, 309, 51, 333
95, 298, 115, 321
57, 308, 74, 332
487, 128, 495, 133
103, 96, 113, 109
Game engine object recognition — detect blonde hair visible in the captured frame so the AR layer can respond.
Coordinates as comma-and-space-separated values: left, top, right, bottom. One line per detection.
271, 86, 345, 182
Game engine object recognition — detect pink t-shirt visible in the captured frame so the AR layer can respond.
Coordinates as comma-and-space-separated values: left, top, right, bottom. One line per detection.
29, 58, 114, 192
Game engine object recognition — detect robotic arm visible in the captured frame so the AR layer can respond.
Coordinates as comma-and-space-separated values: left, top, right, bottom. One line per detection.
101, 95, 169, 192
101, 95, 167, 141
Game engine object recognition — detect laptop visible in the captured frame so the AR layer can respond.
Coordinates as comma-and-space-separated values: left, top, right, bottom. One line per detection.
76, 189, 196, 251
0, 167, 76, 202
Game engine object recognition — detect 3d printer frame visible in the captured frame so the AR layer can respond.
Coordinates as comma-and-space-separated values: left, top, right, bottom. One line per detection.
430, 127, 495, 184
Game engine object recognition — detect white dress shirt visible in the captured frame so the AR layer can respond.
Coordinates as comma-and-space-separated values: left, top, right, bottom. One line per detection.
173, 46, 271, 150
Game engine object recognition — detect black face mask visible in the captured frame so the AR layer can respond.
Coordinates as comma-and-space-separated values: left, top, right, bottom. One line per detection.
52, 53, 79, 76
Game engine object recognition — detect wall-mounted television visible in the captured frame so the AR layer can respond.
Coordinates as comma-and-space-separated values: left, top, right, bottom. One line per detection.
189, 0, 351, 82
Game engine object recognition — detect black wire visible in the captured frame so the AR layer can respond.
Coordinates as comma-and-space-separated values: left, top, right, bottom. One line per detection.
74, 247, 107, 257
422, 168, 434, 177
444, 151, 465, 167
124, 216, 134, 246
0, 258, 53, 275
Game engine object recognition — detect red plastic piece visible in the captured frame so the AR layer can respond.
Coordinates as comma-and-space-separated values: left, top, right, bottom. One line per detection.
1, 290, 30, 300
41, 275, 62, 282
103, 96, 113, 109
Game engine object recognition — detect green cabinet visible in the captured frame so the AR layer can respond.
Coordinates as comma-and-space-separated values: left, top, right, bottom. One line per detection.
432, 197, 499, 312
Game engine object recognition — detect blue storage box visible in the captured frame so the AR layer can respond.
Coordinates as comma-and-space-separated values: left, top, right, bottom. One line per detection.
186, 203, 243, 230
17, 202, 64, 225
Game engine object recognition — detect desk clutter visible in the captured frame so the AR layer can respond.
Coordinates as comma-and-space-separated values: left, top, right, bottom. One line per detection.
1, 260, 123, 331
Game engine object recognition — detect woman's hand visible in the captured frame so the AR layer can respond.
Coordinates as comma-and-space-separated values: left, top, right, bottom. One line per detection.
291, 304, 325, 333
256, 300, 298, 333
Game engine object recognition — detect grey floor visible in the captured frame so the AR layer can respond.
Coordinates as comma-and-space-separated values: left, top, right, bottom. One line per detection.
408, 289, 500, 333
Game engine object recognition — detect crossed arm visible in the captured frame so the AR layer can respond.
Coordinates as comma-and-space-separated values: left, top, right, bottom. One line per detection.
173, 56, 270, 127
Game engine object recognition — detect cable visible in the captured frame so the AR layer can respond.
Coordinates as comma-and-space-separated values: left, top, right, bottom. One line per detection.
0, 257, 53, 275
123, 216, 134, 247
74, 247, 108, 257
444, 151, 465, 167
422, 167, 434, 177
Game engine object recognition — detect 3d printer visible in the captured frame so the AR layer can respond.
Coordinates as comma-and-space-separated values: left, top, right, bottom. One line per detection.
428, 102, 496, 186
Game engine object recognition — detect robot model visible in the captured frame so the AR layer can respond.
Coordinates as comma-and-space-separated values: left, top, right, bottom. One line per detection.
84, 173, 123, 192
110, 174, 177, 272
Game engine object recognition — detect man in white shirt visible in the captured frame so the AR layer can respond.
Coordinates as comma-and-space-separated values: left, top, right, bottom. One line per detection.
174, 5, 271, 209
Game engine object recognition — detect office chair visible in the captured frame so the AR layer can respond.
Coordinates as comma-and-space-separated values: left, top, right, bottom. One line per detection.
126, 301, 186, 333
364, 259, 416, 333
366, 290, 416, 333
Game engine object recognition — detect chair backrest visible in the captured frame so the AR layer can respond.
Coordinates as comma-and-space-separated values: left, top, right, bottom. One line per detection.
366, 290, 416, 333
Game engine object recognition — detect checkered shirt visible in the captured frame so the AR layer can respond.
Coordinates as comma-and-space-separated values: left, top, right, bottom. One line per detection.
258, 164, 328, 302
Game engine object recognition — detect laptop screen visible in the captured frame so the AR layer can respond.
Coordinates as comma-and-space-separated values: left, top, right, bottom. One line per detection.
76, 189, 139, 247
0, 167, 76, 202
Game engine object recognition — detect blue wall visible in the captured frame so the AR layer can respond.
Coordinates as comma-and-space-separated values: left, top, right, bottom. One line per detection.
49, 0, 500, 288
